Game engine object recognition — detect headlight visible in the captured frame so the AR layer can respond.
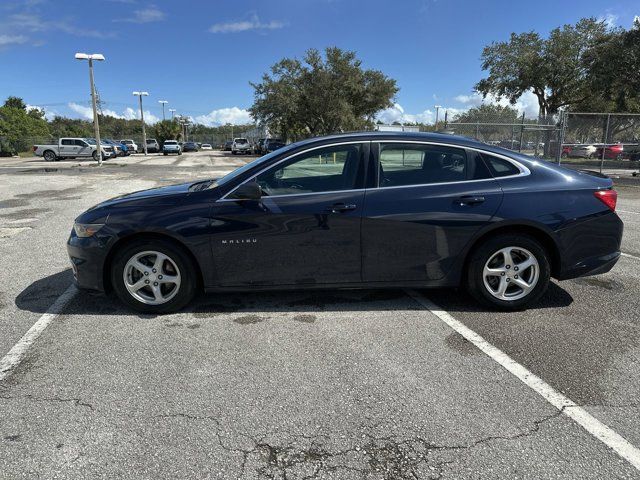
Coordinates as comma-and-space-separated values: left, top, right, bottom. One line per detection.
74, 223, 104, 237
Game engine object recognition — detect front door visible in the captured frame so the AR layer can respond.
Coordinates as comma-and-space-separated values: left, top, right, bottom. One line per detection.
209, 142, 367, 287
362, 142, 504, 282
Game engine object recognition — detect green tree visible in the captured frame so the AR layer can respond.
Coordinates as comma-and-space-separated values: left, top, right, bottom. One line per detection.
154, 120, 182, 145
582, 18, 640, 113
453, 103, 520, 123
0, 96, 50, 155
476, 18, 609, 116
250, 47, 398, 140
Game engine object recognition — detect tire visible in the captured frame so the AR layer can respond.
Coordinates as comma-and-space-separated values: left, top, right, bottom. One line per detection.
92, 151, 99, 162
178, 151, 182, 155
111, 239, 198, 314
466, 233, 550, 311
43, 150, 56, 162
163, 152, 168, 156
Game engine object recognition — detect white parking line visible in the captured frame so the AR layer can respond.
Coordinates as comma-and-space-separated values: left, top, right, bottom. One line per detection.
618, 210, 640, 215
406, 290, 640, 472
621, 252, 640, 261
0, 284, 76, 382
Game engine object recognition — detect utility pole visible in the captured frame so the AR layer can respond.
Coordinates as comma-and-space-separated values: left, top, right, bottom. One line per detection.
75, 53, 105, 166
169, 108, 176, 120
133, 91, 149, 155
158, 100, 168, 121
434, 105, 442, 132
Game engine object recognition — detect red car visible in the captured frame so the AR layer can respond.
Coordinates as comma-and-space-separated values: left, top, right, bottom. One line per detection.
593, 144, 624, 160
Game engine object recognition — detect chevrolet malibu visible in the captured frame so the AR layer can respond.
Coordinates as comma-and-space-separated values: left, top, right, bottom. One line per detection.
67, 132, 623, 313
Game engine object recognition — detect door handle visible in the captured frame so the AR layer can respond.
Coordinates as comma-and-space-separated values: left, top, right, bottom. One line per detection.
458, 195, 485, 206
326, 203, 357, 213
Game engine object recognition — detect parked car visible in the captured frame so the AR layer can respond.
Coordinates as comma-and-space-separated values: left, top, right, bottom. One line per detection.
33, 137, 113, 162
162, 140, 182, 156
231, 137, 251, 155
201, 144, 212, 150
121, 139, 139, 153
145, 138, 160, 153
182, 141, 199, 152
224, 141, 233, 151
563, 144, 597, 158
625, 144, 640, 161
594, 144, 624, 160
104, 139, 129, 157
255, 138, 267, 154
67, 131, 622, 314
264, 138, 286, 153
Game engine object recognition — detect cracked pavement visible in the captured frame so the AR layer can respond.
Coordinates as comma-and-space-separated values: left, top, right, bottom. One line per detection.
1, 152, 639, 479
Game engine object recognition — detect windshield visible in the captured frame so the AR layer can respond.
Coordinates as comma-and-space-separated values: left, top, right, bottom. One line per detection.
211, 143, 298, 189
165, 141, 177, 145
234, 139, 248, 144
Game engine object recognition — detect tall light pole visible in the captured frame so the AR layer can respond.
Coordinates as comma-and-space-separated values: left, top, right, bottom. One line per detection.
158, 100, 168, 121
169, 108, 176, 120
133, 91, 149, 155
75, 53, 105, 166
434, 105, 442, 131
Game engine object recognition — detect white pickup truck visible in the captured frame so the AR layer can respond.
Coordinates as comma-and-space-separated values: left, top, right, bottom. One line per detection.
33, 138, 114, 162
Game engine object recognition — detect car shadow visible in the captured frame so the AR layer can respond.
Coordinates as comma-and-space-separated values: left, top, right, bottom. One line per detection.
16, 269, 574, 317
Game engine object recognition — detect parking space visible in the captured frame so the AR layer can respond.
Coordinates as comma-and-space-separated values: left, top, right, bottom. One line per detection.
1, 151, 640, 478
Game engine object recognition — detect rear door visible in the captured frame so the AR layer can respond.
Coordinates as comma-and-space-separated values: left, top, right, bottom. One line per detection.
60, 139, 77, 157
209, 142, 367, 287
362, 142, 505, 282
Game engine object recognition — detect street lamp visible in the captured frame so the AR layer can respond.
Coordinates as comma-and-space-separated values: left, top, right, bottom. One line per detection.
434, 105, 442, 131
169, 108, 176, 119
158, 100, 168, 121
75, 53, 105, 166
133, 91, 149, 155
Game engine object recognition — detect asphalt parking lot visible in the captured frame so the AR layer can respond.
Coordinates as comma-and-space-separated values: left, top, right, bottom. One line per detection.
1, 151, 639, 479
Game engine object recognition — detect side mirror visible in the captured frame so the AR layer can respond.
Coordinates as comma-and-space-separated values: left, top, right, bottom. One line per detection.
231, 181, 262, 200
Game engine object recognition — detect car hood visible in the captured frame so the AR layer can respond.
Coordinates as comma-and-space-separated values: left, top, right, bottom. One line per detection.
85, 180, 215, 213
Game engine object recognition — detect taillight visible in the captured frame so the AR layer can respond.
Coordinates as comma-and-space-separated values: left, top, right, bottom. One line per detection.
32, 146, 37, 151
594, 189, 617, 212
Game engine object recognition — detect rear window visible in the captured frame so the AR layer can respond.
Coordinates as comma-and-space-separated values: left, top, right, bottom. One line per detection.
165, 141, 177, 145
235, 139, 248, 144
481, 154, 521, 177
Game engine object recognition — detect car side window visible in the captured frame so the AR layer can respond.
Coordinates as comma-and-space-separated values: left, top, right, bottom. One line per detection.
74, 139, 88, 147
61, 139, 75, 146
377, 143, 487, 187
253, 144, 363, 197
481, 153, 521, 177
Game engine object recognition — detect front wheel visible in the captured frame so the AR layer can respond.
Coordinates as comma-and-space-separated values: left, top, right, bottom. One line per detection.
111, 239, 197, 314
466, 234, 550, 310
43, 150, 56, 162
92, 151, 100, 162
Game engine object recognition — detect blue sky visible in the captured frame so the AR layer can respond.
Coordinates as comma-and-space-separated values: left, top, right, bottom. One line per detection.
1, 0, 637, 125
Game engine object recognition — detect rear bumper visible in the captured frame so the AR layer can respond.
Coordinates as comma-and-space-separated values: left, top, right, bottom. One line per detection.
555, 211, 623, 280
555, 251, 620, 280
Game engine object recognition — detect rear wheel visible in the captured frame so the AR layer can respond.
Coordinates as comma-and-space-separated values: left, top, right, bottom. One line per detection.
111, 239, 197, 314
43, 150, 56, 162
466, 234, 550, 310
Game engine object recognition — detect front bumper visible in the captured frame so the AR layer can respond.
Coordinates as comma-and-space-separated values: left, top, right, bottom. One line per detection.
67, 229, 111, 292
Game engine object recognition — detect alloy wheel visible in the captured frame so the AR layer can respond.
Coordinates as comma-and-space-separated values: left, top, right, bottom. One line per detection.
482, 246, 539, 301
123, 250, 181, 305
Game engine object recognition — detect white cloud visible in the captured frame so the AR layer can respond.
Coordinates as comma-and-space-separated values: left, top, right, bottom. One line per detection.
376, 103, 463, 125
194, 107, 253, 126
598, 12, 618, 29
26, 104, 56, 120
9, 13, 113, 38
68, 103, 159, 124
68, 102, 94, 120
454, 90, 540, 118
123, 6, 165, 23
0, 34, 28, 46
209, 14, 285, 33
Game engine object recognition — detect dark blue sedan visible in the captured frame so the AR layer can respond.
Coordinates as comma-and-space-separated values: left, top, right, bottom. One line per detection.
67, 132, 622, 313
